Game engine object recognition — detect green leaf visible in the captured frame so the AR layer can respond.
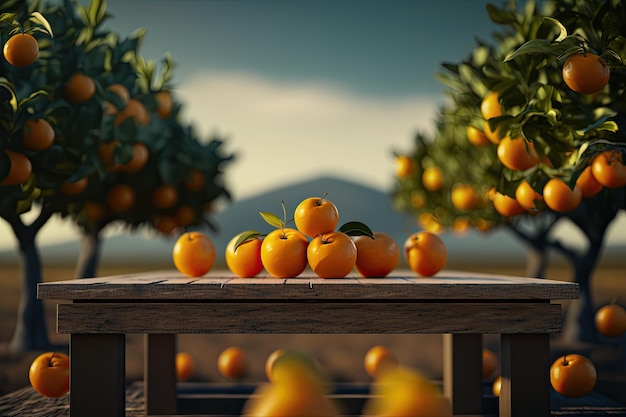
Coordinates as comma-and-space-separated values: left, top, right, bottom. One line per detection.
233, 230, 263, 251
29, 11, 53, 37
260, 211, 284, 229
504, 39, 553, 62
88, 0, 107, 27
539, 17, 568, 42
576, 114, 617, 134
338, 221, 374, 238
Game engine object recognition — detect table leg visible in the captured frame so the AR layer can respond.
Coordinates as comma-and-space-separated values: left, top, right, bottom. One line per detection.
144, 334, 177, 414
500, 333, 550, 417
443, 333, 483, 415
70, 333, 125, 417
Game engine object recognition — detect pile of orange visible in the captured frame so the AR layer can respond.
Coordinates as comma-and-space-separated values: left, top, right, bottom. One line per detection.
223, 194, 448, 279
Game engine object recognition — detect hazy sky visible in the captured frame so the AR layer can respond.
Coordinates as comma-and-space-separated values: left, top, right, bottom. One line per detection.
2, 0, 625, 249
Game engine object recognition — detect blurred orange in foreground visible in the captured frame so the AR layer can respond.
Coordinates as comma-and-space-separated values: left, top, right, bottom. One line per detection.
363, 365, 452, 417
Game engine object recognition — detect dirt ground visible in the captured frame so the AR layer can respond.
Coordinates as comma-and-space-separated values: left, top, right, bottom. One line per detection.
1, 262, 625, 400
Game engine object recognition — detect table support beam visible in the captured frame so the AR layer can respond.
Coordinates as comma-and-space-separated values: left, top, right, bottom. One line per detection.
70, 333, 125, 417
443, 333, 483, 415
145, 334, 177, 415
500, 333, 551, 417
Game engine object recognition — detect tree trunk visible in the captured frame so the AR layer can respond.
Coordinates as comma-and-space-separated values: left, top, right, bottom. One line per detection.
5, 208, 53, 353
524, 244, 548, 278
74, 228, 102, 278
559, 199, 615, 344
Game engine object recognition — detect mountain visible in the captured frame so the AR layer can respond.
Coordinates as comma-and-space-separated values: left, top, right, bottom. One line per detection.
3, 175, 622, 269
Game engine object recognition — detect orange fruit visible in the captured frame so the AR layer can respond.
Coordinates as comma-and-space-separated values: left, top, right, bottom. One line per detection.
154, 216, 178, 234
22, 118, 55, 151
591, 150, 626, 188
114, 99, 150, 127
225, 232, 264, 278
410, 190, 426, 208
104, 84, 130, 114
550, 354, 597, 398
3, 33, 38, 67
484, 119, 503, 144
395, 155, 415, 178
353, 232, 399, 277
543, 178, 582, 213
404, 231, 447, 277
183, 168, 204, 191
515, 180, 543, 211
175, 206, 197, 228
64, 73, 96, 104
307, 231, 357, 278
451, 184, 478, 211
466, 125, 490, 146
497, 137, 538, 171
217, 346, 249, 380
152, 185, 178, 209
562, 53, 610, 94
1, 150, 32, 186
417, 212, 443, 234
293, 196, 339, 238
422, 166, 444, 191
106, 184, 135, 213
451, 216, 471, 235
264, 349, 286, 382
83, 201, 106, 222
492, 375, 502, 397
261, 228, 309, 278
492, 191, 525, 217
121, 143, 149, 173
60, 177, 88, 196
576, 165, 603, 197
364, 345, 398, 378
172, 231, 215, 277
594, 304, 626, 338
480, 92, 502, 119
364, 365, 452, 417
155, 91, 173, 119
98, 140, 122, 170
176, 352, 195, 382
482, 349, 498, 379
28, 352, 70, 398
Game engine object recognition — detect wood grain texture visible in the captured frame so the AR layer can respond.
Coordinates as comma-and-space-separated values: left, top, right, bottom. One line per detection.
57, 302, 563, 334
38, 269, 579, 301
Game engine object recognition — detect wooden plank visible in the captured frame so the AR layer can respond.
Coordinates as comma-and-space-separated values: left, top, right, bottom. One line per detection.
145, 334, 177, 415
500, 333, 551, 417
57, 302, 563, 334
70, 333, 125, 417
443, 334, 483, 415
38, 271, 579, 301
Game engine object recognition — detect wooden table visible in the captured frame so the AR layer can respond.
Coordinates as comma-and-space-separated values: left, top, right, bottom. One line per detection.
38, 270, 579, 417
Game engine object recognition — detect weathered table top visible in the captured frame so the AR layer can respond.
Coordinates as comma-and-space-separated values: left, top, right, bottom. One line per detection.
37, 269, 579, 301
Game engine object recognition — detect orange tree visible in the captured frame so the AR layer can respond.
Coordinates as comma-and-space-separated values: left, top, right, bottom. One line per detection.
394, 0, 626, 343
1, 0, 232, 352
